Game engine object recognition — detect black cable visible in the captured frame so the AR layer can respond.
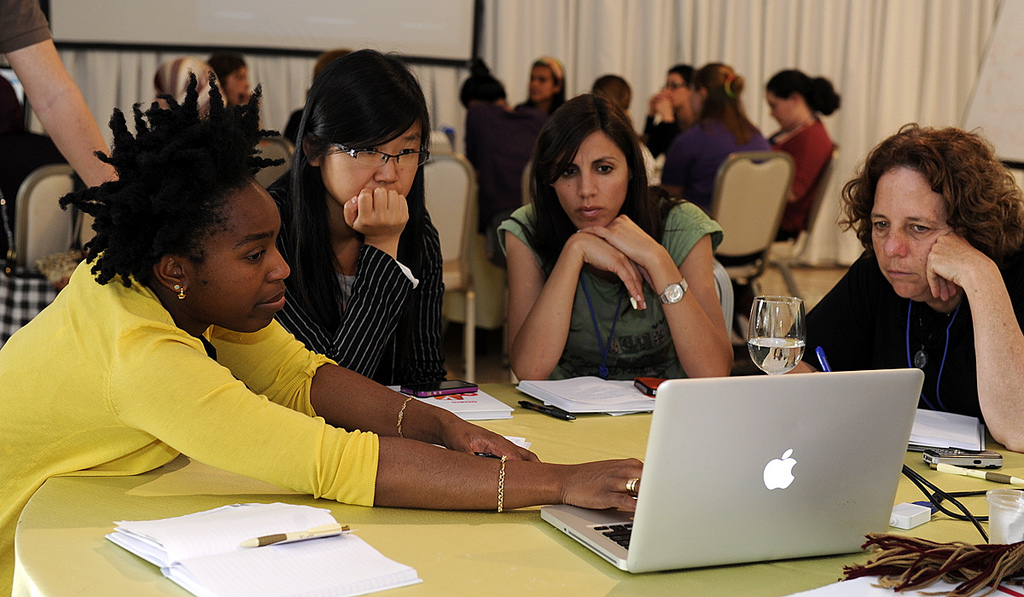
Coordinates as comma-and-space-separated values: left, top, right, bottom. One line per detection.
902, 465, 988, 542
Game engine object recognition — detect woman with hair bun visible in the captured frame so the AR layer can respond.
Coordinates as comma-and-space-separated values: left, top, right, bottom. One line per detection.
765, 69, 841, 239
660, 63, 769, 211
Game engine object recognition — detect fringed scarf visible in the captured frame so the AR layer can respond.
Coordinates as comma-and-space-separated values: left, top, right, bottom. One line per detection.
844, 533, 1024, 596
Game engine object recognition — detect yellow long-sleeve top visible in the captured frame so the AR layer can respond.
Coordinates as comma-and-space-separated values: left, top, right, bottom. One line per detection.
0, 263, 380, 592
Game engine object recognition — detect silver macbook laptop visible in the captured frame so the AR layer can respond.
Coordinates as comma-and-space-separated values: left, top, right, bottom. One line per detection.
541, 368, 924, 573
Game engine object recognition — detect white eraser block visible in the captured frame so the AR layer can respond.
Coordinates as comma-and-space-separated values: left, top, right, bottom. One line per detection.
890, 502, 931, 529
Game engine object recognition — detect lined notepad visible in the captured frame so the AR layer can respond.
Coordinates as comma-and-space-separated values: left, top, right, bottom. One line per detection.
107, 502, 421, 597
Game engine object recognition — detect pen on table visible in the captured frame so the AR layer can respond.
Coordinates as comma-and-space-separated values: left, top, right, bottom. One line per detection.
932, 462, 1024, 486
517, 400, 576, 421
815, 346, 832, 373
239, 523, 349, 548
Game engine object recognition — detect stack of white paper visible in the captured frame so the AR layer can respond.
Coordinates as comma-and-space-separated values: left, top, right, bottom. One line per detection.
107, 502, 421, 597
517, 377, 655, 414
411, 388, 513, 420
909, 409, 985, 451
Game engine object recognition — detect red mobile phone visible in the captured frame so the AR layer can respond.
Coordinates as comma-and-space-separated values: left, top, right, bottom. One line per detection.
633, 377, 666, 397
400, 380, 478, 397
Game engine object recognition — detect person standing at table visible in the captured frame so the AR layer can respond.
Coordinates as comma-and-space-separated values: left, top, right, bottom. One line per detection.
643, 63, 695, 159
500, 94, 731, 381
0, 75, 644, 595
269, 50, 446, 386
0, 0, 114, 186
765, 69, 840, 240
794, 124, 1024, 452
660, 62, 769, 212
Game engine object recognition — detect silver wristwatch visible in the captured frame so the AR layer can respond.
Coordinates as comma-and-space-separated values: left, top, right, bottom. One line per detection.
658, 279, 688, 304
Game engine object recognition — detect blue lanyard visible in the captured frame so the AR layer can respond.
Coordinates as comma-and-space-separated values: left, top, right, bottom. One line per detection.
905, 299, 961, 411
580, 276, 624, 379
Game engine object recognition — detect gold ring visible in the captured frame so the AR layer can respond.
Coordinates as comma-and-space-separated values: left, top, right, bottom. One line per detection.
625, 477, 640, 497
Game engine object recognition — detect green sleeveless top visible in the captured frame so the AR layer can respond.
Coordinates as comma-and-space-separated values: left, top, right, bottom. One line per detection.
498, 202, 723, 380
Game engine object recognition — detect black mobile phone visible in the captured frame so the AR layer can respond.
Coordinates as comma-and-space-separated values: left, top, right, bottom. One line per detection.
400, 380, 478, 398
633, 377, 666, 397
923, 448, 1003, 469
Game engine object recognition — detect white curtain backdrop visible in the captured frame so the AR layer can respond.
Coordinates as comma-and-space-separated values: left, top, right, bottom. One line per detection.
49, 0, 1001, 265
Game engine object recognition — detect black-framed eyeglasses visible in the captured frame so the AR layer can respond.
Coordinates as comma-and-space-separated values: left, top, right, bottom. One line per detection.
664, 81, 687, 90
332, 143, 430, 169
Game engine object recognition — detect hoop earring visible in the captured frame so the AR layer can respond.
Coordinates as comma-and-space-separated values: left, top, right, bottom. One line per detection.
174, 284, 186, 300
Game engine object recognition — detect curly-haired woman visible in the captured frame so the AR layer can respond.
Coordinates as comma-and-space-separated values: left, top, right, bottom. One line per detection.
796, 124, 1024, 452
0, 75, 643, 594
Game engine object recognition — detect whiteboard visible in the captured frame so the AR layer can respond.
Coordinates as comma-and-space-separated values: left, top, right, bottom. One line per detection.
963, 0, 1024, 166
47, 0, 477, 63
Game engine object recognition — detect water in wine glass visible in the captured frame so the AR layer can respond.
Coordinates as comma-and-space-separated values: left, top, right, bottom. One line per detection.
747, 295, 806, 375
747, 337, 806, 374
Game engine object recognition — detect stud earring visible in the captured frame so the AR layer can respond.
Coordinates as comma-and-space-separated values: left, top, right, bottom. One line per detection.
173, 284, 186, 300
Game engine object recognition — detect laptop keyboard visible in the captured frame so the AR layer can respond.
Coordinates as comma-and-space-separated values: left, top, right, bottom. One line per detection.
593, 523, 633, 549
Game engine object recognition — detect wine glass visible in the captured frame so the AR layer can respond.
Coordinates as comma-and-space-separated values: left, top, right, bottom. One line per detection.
747, 295, 806, 375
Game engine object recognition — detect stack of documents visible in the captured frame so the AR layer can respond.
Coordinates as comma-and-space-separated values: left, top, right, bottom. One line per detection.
909, 409, 986, 451
517, 377, 655, 414
389, 386, 513, 420
107, 502, 421, 597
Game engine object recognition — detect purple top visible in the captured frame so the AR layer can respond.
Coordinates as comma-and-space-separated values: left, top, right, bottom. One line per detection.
661, 120, 769, 210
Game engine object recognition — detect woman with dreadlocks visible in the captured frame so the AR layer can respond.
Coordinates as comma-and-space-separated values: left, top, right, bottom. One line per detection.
0, 75, 643, 594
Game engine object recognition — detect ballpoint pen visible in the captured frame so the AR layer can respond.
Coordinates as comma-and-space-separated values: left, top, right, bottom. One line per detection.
932, 462, 1024, 486
815, 346, 832, 373
517, 400, 576, 421
239, 523, 350, 548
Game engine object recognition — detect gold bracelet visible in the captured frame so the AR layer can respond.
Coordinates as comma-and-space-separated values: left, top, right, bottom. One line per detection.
497, 455, 507, 513
396, 396, 414, 438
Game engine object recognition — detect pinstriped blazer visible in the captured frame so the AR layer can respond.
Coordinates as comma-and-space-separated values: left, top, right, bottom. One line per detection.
270, 186, 447, 386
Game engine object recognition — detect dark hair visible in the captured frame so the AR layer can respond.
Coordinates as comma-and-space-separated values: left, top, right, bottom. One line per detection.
60, 75, 276, 286
667, 64, 694, 86
207, 52, 247, 81
0, 75, 25, 135
840, 124, 1024, 265
312, 48, 352, 81
283, 49, 431, 331
766, 70, 841, 116
460, 58, 506, 108
525, 93, 670, 273
591, 74, 632, 113
691, 63, 759, 145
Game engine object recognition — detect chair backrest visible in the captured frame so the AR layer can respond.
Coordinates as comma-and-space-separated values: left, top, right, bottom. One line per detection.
254, 136, 294, 188
14, 164, 77, 269
710, 151, 794, 261
711, 258, 734, 333
800, 145, 839, 239
422, 150, 477, 289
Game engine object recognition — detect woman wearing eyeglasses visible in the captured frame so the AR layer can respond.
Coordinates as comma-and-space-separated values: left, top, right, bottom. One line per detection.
267, 49, 445, 385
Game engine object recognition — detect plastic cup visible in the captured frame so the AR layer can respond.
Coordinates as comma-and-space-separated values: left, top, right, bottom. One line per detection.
986, 489, 1024, 544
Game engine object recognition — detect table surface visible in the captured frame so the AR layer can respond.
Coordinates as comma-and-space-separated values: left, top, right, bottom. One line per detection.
14, 384, 1010, 597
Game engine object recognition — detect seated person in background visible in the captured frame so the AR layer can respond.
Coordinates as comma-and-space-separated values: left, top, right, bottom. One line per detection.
591, 73, 657, 184
0, 75, 643, 593
795, 124, 1024, 452
0, 74, 65, 256
660, 63, 769, 212
461, 58, 545, 265
765, 69, 841, 240
283, 48, 352, 144
643, 64, 694, 159
207, 51, 251, 107
269, 50, 445, 385
500, 94, 731, 381
153, 57, 213, 112
515, 56, 566, 117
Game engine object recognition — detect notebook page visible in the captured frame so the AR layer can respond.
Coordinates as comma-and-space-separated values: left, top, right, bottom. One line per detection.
165, 533, 421, 597
109, 502, 337, 565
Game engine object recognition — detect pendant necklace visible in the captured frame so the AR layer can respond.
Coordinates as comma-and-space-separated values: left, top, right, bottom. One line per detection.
905, 299, 961, 411
580, 277, 624, 380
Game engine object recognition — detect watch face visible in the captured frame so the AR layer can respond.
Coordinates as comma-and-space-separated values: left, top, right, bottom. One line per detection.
661, 282, 684, 304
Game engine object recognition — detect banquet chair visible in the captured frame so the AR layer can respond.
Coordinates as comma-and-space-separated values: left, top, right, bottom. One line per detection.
712, 258, 734, 337
768, 146, 840, 299
710, 151, 794, 293
254, 136, 294, 188
423, 150, 477, 381
14, 164, 78, 269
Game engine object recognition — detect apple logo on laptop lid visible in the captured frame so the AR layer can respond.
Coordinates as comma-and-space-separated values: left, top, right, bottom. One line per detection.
763, 449, 797, 490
